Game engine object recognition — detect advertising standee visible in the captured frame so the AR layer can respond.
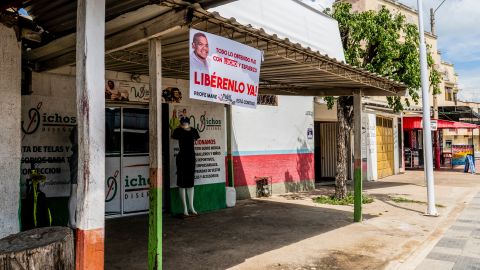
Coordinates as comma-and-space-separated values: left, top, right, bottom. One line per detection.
189, 29, 262, 108
169, 105, 226, 188
21, 97, 77, 198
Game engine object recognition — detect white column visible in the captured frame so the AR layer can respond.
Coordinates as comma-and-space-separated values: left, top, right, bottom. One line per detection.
0, 23, 21, 238
417, 0, 438, 216
75, 0, 106, 268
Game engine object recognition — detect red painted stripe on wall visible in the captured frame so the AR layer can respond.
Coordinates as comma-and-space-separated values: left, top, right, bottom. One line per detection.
76, 228, 104, 270
233, 153, 314, 186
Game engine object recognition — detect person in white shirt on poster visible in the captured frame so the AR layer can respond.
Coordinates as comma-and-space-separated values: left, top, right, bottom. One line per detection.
190, 32, 210, 74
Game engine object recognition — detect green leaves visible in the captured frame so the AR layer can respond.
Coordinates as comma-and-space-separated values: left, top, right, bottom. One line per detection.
329, 2, 441, 112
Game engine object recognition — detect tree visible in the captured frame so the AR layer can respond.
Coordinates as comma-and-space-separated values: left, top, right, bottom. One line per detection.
325, 3, 441, 199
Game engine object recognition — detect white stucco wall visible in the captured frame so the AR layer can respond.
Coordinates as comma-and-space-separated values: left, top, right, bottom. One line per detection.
364, 113, 378, 181
231, 96, 315, 155
0, 24, 21, 238
393, 117, 400, 174
314, 102, 337, 122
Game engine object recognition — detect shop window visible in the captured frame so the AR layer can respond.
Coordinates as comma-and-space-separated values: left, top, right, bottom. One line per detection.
445, 87, 453, 101
257, 94, 278, 106
123, 108, 149, 154
105, 108, 121, 155
445, 140, 452, 149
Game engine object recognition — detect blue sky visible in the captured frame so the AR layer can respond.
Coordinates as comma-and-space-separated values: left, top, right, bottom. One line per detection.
318, 0, 479, 102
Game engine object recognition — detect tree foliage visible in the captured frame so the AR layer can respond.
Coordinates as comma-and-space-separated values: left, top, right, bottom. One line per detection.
325, 2, 441, 111
323, 3, 441, 199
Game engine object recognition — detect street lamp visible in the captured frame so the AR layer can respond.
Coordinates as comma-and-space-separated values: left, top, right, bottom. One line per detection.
417, 0, 438, 216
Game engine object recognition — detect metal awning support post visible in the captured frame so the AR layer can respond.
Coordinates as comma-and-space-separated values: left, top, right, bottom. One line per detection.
148, 38, 163, 270
74, 0, 106, 268
353, 90, 363, 222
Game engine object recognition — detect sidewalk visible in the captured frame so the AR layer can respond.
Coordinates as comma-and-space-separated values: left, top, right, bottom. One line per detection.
416, 193, 480, 270
104, 170, 480, 270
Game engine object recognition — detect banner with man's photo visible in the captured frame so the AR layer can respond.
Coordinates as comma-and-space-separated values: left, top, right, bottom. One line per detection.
189, 28, 262, 109
105, 79, 185, 104
105, 79, 150, 103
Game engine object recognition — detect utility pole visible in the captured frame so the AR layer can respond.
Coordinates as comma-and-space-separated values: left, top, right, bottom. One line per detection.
430, 8, 440, 170
417, 0, 438, 216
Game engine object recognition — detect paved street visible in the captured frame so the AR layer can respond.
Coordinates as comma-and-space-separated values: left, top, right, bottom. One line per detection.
416, 193, 480, 270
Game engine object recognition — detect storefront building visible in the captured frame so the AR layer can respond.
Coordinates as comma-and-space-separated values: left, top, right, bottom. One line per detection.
403, 116, 479, 168
1, 0, 407, 269
314, 98, 402, 182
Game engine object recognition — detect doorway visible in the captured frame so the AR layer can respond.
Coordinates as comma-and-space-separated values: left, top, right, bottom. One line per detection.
105, 106, 150, 217
314, 122, 338, 182
376, 116, 394, 179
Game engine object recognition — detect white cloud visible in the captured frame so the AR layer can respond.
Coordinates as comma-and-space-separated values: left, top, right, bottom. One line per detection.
399, 0, 480, 61
456, 66, 480, 102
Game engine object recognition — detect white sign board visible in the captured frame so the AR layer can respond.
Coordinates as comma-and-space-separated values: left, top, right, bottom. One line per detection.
421, 119, 438, 131
189, 28, 262, 108
21, 96, 76, 197
169, 104, 226, 187
105, 79, 150, 103
431, 119, 438, 131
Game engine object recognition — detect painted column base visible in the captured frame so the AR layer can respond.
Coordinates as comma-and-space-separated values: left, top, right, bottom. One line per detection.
76, 228, 104, 270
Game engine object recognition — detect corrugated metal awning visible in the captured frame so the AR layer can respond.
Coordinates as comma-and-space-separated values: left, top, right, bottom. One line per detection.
101, 4, 407, 96
16, 1, 407, 97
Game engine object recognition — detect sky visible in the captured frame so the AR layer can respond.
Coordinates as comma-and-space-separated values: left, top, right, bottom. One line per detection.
317, 0, 479, 102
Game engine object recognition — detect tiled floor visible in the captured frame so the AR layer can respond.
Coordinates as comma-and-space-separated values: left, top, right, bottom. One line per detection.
417, 193, 480, 270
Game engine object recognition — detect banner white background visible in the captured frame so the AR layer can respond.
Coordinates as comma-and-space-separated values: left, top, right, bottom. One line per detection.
21, 95, 76, 197
105, 79, 150, 103
189, 28, 262, 108
169, 104, 226, 187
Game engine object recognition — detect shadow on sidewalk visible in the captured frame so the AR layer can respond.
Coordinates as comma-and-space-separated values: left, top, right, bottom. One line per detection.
364, 181, 423, 190
369, 193, 425, 214
105, 199, 377, 270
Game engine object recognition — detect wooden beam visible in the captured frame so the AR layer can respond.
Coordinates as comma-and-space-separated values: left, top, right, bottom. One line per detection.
74, 0, 106, 269
34, 8, 186, 72
148, 38, 162, 270
105, 9, 184, 53
353, 90, 363, 222
259, 86, 402, 97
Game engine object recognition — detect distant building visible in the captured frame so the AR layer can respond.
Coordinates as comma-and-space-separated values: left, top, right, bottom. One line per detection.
336, 0, 479, 169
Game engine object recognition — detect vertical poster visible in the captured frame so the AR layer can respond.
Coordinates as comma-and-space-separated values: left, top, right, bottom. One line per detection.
189, 28, 262, 108
21, 96, 76, 197
122, 156, 150, 213
105, 157, 121, 216
169, 105, 226, 187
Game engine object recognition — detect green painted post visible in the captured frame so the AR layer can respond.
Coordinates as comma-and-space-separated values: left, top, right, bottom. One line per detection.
148, 183, 162, 269
353, 90, 363, 222
148, 38, 162, 270
353, 161, 362, 222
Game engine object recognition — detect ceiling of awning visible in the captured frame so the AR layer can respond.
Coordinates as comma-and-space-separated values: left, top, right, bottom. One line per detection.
14, 1, 407, 97
6, 0, 230, 43
439, 106, 480, 124
103, 6, 406, 96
